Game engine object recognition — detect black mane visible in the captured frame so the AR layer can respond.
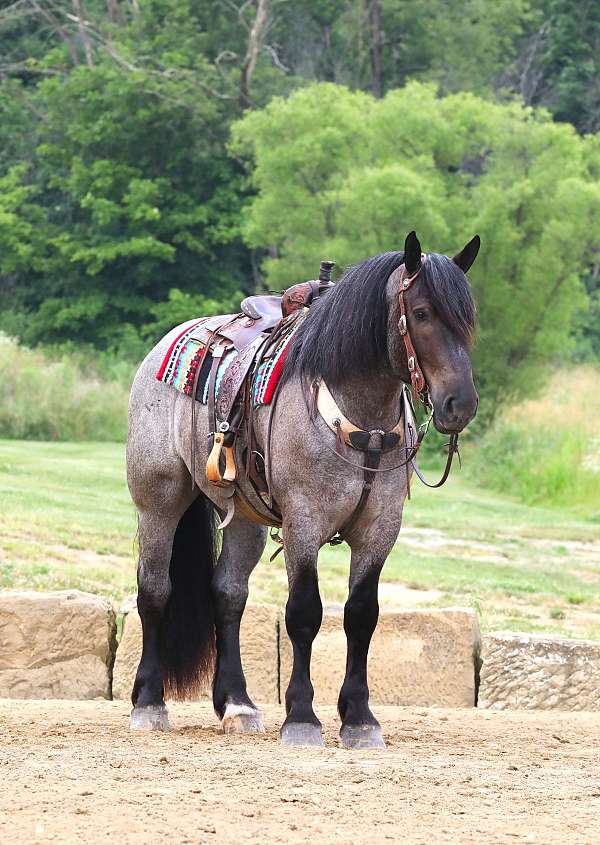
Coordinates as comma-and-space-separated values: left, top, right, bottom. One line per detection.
282, 251, 476, 389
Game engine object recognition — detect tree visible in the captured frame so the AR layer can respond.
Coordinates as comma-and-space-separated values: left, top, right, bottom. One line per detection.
0, 1, 252, 350
232, 81, 600, 413
507, 0, 600, 133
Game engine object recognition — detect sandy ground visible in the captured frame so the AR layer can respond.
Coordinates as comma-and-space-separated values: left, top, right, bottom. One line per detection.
2, 700, 599, 845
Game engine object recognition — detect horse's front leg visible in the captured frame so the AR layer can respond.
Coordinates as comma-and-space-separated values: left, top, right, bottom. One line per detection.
280, 524, 323, 747
338, 525, 400, 749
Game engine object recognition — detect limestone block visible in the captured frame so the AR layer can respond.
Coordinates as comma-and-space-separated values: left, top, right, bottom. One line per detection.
279, 608, 480, 708
112, 600, 280, 704
479, 632, 600, 711
0, 590, 116, 699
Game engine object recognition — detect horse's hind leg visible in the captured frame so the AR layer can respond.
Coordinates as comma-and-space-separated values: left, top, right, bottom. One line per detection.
212, 516, 267, 734
130, 484, 195, 730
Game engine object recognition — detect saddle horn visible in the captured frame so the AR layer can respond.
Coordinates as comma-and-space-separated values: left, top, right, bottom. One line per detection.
319, 260, 335, 284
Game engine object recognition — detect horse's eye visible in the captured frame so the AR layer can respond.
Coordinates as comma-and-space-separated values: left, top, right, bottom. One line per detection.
413, 309, 428, 322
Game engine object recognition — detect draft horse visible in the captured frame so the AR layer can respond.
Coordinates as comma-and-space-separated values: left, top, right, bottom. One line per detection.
126, 231, 480, 748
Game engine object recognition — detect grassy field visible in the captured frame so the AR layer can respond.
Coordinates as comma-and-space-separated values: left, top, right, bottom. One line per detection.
1, 438, 599, 639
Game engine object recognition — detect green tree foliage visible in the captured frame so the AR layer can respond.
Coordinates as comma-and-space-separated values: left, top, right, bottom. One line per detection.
509, 0, 600, 133
232, 82, 600, 413
0, 0, 256, 350
0, 0, 598, 384
269, 0, 527, 96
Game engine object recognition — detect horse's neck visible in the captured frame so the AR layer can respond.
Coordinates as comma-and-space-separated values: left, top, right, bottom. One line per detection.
330, 371, 405, 430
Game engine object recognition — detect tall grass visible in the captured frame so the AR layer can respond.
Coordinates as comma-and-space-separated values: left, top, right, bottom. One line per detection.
0, 335, 132, 441
468, 366, 600, 511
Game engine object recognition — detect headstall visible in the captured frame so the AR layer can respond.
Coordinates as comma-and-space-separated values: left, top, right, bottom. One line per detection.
397, 253, 429, 406
396, 253, 461, 486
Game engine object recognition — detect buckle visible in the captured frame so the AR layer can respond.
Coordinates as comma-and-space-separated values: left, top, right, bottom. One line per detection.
408, 356, 415, 371
398, 314, 407, 335
218, 421, 230, 433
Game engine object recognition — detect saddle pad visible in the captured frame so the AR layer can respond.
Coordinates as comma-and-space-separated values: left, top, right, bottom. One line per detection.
155, 319, 234, 402
252, 314, 304, 406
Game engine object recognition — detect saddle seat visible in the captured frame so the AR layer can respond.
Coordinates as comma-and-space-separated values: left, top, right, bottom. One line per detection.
240, 293, 282, 323
193, 279, 333, 351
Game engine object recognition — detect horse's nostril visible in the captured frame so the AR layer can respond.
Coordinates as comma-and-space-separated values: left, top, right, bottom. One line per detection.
443, 395, 457, 420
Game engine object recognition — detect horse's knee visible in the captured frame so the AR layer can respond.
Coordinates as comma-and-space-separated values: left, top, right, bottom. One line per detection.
285, 563, 322, 643
344, 564, 383, 632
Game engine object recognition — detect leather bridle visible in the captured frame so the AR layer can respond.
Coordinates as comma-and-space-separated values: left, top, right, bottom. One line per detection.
397, 253, 429, 405
395, 254, 461, 487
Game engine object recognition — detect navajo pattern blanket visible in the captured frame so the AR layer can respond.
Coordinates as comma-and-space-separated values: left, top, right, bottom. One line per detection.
155, 319, 233, 403
155, 313, 304, 407
251, 319, 301, 405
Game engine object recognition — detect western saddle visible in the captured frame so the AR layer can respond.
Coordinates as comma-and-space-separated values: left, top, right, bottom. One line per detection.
189, 261, 336, 530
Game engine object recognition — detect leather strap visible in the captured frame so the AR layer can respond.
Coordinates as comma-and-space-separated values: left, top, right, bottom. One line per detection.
306, 381, 420, 474
190, 327, 221, 488
315, 380, 404, 448
393, 255, 428, 402
329, 439, 383, 545
207, 341, 228, 436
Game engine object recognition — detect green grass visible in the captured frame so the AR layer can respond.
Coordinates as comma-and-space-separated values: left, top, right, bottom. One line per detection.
1, 438, 599, 639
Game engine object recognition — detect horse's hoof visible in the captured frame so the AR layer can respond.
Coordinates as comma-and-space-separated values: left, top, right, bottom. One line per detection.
280, 722, 324, 747
340, 724, 386, 749
130, 705, 170, 732
222, 703, 265, 735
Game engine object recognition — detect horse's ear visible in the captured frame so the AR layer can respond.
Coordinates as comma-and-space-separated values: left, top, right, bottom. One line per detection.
452, 235, 480, 274
404, 230, 422, 275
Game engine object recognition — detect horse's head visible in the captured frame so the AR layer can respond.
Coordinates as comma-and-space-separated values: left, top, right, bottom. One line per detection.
388, 231, 480, 433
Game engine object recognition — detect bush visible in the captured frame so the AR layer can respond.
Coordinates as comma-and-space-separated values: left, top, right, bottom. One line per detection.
0, 335, 132, 441
468, 366, 600, 510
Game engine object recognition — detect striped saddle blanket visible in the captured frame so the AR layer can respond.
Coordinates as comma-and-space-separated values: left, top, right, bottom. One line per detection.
156, 315, 303, 406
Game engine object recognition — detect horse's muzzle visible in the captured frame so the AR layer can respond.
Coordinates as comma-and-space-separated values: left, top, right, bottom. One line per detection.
433, 392, 478, 434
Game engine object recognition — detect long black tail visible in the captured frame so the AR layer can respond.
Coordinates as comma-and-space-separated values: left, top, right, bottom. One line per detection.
160, 494, 217, 700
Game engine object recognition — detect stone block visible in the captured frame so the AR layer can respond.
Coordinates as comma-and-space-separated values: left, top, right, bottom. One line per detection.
279, 607, 480, 708
0, 590, 116, 699
112, 599, 280, 704
478, 632, 600, 711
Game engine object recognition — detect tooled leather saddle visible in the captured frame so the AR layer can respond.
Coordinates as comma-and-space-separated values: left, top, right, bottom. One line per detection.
189, 262, 336, 528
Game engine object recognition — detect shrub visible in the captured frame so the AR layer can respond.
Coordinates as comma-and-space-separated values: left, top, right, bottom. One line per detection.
0, 335, 131, 441
468, 366, 600, 510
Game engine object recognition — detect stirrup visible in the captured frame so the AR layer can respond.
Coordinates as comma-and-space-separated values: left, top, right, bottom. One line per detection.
206, 434, 237, 486
206, 432, 226, 483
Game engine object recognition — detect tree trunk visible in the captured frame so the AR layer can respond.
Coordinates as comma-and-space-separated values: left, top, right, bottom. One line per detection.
72, 0, 94, 67
369, 0, 382, 98
29, 0, 79, 66
106, 0, 124, 24
239, 0, 269, 109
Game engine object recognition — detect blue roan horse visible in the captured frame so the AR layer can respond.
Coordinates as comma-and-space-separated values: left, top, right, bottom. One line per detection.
126, 231, 480, 748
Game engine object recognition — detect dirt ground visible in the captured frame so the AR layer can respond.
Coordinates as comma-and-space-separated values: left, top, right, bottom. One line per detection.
2, 700, 599, 845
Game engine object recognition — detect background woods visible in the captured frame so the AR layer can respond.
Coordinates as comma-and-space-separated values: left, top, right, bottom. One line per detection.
0, 0, 598, 410
0, 1, 599, 642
